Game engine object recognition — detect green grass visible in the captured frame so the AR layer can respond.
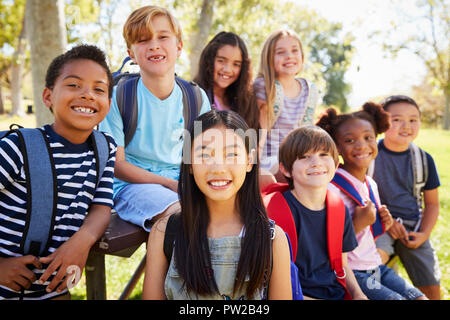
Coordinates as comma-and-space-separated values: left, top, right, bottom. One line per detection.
0, 113, 448, 299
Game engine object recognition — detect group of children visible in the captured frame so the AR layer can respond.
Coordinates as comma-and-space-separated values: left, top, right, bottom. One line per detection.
0, 5, 441, 300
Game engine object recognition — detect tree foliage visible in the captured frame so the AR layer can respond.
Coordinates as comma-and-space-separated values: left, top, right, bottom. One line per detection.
376, 0, 449, 129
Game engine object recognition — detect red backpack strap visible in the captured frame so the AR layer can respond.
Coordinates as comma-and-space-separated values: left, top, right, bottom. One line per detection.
326, 189, 352, 300
262, 183, 298, 261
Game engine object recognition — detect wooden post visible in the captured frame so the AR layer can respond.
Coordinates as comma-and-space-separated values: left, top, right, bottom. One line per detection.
85, 251, 107, 300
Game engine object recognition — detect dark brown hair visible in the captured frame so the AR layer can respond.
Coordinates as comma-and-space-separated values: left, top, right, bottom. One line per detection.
176, 109, 271, 298
316, 102, 391, 142
279, 125, 339, 189
193, 32, 260, 130
380, 95, 420, 114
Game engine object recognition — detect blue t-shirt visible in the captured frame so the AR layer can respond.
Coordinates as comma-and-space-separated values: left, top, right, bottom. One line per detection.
0, 125, 116, 299
99, 78, 210, 196
373, 140, 440, 221
283, 190, 358, 300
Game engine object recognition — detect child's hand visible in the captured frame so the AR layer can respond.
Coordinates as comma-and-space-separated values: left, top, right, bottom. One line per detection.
38, 230, 90, 293
379, 205, 393, 231
353, 199, 376, 233
0, 255, 42, 291
387, 219, 408, 242
403, 231, 428, 249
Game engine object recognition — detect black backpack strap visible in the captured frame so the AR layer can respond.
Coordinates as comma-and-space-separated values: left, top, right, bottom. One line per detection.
176, 77, 203, 131
17, 128, 57, 257
163, 213, 181, 263
116, 75, 140, 148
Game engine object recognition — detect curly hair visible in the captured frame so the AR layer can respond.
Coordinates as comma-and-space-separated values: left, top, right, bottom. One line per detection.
193, 32, 260, 130
45, 44, 113, 99
316, 102, 391, 141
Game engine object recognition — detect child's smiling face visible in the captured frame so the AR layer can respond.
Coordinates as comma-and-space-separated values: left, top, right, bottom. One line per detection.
191, 125, 253, 204
336, 118, 378, 180
383, 102, 421, 151
128, 15, 182, 78
282, 149, 337, 191
42, 59, 110, 143
213, 44, 242, 92
273, 35, 303, 78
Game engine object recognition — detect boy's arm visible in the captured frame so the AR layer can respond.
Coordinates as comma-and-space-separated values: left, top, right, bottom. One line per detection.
38, 204, 111, 293
404, 188, 439, 249
115, 146, 178, 192
342, 252, 368, 300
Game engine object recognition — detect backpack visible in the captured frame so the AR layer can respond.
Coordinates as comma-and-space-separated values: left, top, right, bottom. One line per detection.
367, 140, 428, 227
330, 171, 385, 239
284, 231, 304, 300
262, 182, 352, 300
113, 57, 203, 147
0, 125, 110, 257
162, 213, 296, 299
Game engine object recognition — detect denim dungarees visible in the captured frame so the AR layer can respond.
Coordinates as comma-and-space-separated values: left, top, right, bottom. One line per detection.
164, 232, 264, 300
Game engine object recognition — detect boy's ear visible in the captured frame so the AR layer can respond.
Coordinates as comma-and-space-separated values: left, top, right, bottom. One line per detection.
127, 48, 137, 64
176, 40, 183, 58
42, 87, 53, 109
279, 163, 291, 178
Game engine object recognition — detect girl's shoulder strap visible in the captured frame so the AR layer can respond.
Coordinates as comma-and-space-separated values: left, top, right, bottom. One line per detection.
299, 78, 318, 126
163, 212, 182, 263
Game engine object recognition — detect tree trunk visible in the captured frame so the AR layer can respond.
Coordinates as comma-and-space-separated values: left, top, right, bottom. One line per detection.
443, 90, 450, 130
188, 0, 215, 80
10, 18, 26, 117
25, 0, 67, 127
0, 84, 4, 114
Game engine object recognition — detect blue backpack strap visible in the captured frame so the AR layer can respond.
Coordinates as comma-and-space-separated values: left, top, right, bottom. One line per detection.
112, 57, 132, 79
116, 75, 139, 147
91, 130, 110, 187
176, 77, 202, 131
331, 172, 384, 239
366, 180, 384, 239
17, 128, 57, 257
331, 172, 365, 206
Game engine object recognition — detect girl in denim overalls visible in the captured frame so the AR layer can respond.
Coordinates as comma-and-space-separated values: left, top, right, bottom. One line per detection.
142, 110, 292, 300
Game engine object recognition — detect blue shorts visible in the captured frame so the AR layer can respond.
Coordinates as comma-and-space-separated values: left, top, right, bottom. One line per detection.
353, 264, 424, 300
113, 183, 179, 231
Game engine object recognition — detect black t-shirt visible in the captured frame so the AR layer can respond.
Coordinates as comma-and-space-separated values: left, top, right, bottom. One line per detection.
283, 190, 358, 300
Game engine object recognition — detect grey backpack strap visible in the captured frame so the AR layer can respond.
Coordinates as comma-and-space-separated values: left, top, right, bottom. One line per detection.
18, 129, 57, 257
91, 130, 110, 187
410, 142, 428, 212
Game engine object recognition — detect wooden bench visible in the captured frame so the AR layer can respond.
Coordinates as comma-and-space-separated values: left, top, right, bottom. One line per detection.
85, 213, 148, 300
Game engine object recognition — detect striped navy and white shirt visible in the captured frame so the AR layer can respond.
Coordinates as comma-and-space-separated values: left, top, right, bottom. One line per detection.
0, 125, 116, 299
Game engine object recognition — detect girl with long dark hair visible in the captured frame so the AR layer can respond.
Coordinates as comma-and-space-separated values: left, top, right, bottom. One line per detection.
143, 110, 291, 299
194, 32, 260, 131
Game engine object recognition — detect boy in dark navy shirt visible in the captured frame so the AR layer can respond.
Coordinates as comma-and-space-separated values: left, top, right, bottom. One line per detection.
278, 126, 365, 300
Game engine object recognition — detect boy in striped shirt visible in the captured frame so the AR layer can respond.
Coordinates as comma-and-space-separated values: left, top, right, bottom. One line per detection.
0, 45, 117, 299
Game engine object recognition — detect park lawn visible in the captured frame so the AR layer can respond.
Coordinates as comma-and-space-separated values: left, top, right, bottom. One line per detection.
0, 113, 448, 299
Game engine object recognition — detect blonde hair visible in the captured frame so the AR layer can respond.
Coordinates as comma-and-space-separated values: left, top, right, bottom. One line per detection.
123, 5, 182, 49
257, 29, 304, 128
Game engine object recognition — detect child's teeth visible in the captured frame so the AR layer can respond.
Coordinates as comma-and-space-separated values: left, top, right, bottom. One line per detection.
75, 106, 94, 113
210, 181, 228, 187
